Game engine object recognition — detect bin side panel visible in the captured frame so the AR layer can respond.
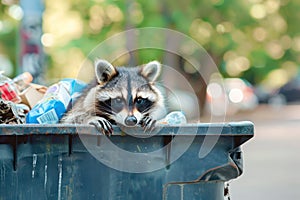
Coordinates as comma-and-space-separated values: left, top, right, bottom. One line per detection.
164, 181, 224, 200
0, 144, 15, 200
0, 125, 252, 200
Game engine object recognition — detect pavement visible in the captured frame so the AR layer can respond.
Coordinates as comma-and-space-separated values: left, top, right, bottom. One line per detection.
221, 104, 300, 200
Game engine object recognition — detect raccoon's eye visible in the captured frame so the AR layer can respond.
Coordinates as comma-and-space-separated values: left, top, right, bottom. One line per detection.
135, 97, 153, 113
112, 97, 123, 104
111, 97, 124, 112
136, 97, 145, 105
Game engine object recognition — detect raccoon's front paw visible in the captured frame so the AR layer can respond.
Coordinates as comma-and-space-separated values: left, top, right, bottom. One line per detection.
139, 116, 156, 132
87, 117, 113, 136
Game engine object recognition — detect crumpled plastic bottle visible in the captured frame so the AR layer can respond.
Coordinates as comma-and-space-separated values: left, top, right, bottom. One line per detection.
164, 111, 187, 125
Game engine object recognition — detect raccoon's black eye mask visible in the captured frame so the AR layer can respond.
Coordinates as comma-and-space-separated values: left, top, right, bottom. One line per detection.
135, 97, 153, 113
103, 96, 154, 114
97, 97, 124, 114
110, 97, 125, 113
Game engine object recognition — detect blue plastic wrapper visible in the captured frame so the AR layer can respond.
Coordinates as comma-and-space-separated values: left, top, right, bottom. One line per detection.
26, 79, 86, 124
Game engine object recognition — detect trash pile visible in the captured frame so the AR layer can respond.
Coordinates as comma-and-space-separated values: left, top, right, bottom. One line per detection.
0, 71, 86, 124
0, 71, 187, 126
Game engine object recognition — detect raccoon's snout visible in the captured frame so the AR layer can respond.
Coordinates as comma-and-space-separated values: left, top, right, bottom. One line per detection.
125, 115, 138, 127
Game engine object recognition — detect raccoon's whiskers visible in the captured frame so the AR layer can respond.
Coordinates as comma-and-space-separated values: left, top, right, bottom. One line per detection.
97, 107, 116, 115
96, 102, 116, 116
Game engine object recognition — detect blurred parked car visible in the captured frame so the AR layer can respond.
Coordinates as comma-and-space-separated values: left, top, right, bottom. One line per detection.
256, 75, 300, 106
275, 75, 300, 103
206, 78, 258, 116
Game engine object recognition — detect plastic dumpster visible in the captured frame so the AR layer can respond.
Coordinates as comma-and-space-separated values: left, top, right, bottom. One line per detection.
0, 122, 254, 200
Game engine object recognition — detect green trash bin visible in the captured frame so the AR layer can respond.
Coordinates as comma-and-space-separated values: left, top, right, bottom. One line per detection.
0, 122, 254, 200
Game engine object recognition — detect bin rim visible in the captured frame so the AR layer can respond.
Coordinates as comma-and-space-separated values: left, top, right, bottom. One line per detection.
0, 121, 254, 137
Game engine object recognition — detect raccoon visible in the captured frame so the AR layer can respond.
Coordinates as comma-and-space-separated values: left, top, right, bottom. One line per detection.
61, 59, 166, 135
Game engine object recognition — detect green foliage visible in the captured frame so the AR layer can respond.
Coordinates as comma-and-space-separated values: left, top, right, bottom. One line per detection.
0, 0, 299, 89
0, 3, 18, 76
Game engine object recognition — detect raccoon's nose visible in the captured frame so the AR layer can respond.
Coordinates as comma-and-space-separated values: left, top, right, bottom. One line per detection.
125, 115, 138, 127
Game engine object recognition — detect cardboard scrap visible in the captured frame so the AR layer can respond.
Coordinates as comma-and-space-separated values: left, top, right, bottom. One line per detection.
19, 83, 47, 108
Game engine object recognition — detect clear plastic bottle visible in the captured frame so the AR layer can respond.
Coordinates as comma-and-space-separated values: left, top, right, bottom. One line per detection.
13, 72, 33, 92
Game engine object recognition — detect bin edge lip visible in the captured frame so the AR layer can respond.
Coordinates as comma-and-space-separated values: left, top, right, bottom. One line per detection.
0, 121, 254, 136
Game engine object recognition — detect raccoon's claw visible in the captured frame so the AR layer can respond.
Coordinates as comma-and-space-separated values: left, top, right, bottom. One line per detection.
87, 117, 113, 136
139, 116, 156, 133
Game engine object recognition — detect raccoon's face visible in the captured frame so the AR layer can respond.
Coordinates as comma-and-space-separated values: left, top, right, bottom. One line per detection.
93, 60, 166, 127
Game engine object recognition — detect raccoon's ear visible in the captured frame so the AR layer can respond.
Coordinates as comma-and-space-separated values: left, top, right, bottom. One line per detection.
141, 61, 161, 82
95, 59, 117, 86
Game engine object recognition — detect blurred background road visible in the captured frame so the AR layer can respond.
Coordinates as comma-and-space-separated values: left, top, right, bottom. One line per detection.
227, 104, 300, 200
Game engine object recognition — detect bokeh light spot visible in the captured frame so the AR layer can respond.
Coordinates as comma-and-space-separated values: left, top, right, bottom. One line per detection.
250, 4, 266, 19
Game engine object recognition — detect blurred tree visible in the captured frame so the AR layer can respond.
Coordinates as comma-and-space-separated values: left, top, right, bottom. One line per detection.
0, 2, 19, 76
19, 0, 45, 84
0, 0, 299, 91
